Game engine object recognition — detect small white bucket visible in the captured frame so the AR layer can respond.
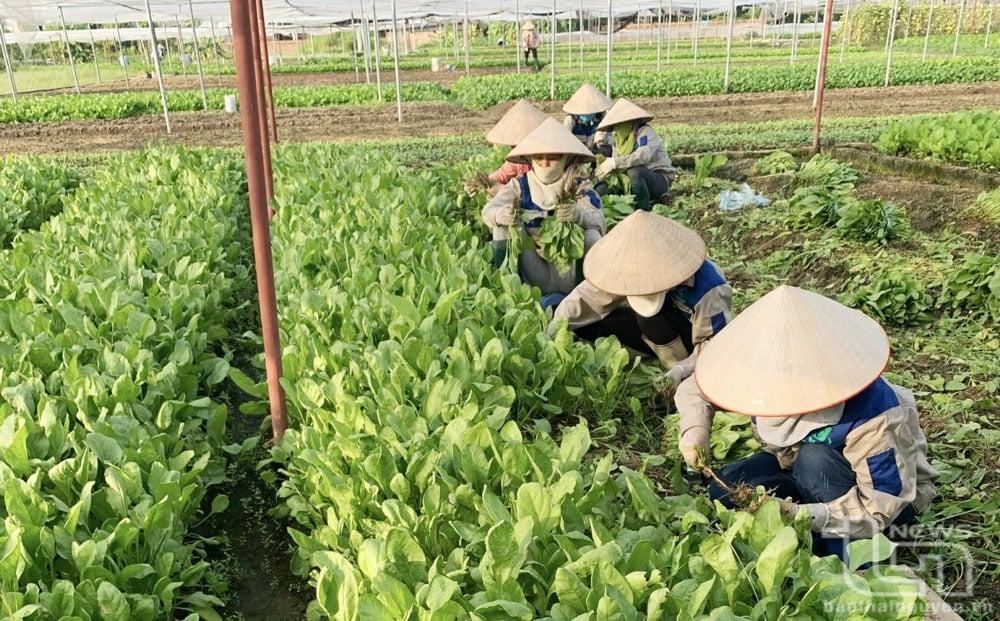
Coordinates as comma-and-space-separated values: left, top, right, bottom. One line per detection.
223, 94, 238, 113
430, 57, 441, 72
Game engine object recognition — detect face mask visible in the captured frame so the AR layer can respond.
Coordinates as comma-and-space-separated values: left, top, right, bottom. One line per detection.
577, 114, 596, 124
531, 155, 568, 184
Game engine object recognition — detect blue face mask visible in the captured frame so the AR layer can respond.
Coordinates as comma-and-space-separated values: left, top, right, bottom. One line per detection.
577, 113, 596, 124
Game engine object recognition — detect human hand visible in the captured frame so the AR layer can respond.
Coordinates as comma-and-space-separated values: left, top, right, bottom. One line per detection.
595, 157, 617, 179
779, 500, 800, 519
555, 202, 577, 223
664, 364, 685, 384
679, 426, 710, 469
654, 367, 684, 410
494, 205, 518, 227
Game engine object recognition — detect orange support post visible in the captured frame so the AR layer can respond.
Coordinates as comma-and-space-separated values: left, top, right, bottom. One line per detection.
228, 0, 288, 444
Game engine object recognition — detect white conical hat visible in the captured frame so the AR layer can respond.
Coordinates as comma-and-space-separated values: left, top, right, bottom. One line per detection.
596, 98, 654, 131
522, 20, 536, 30
695, 285, 890, 417
563, 83, 613, 115
485, 99, 550, 146
582, 211, 706, 296
506, 117, 596, 164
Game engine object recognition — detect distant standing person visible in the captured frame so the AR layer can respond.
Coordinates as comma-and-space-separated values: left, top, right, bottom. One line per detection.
522, 21, 541, 72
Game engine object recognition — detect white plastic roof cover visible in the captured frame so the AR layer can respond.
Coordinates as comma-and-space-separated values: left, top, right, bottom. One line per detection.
1, 0, 856, 29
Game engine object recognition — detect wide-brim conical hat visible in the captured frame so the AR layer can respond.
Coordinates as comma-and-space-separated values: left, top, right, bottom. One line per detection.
507, 117, 596, 164
596, 98, 654, 130
563, 83, 613, 115
486, 99, 550, 146
522, 20, 536, 30
695, 286, 890, 417
582, 211, 706, 295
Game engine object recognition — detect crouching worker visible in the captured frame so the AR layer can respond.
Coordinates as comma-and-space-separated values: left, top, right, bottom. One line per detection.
562, 82, 613, 154
676, 285, 938, 561
548, 210, 732, 382
482, 117, 605, 299
594, 99, 676, 211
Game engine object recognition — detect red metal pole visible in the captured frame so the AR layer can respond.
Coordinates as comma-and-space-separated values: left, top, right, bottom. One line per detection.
812, 0, 836, 154
247, 0, 275, 200
256, 0, 280, 145
228, 0, 288, 444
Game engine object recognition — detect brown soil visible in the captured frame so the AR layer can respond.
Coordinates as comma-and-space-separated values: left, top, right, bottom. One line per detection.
2, 69, 998, 156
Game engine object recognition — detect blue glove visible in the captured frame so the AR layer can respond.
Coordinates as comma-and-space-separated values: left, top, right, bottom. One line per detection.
540, 292, 566, 311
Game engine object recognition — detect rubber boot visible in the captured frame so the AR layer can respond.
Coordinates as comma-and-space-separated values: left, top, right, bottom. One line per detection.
633, 176, 651, 211
491, 240, 508, 269
647, 336, 689, 368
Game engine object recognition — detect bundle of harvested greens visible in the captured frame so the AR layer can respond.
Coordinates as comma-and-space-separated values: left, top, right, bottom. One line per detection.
537, 173, 587, 273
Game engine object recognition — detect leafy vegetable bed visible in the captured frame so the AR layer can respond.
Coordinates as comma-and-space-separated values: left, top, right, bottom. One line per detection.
227, 143, 938, 620
0, 147, 251, 618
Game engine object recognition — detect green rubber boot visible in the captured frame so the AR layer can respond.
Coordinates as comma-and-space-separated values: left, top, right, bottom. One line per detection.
491, 240, 508, 269
633, 177, 652, 211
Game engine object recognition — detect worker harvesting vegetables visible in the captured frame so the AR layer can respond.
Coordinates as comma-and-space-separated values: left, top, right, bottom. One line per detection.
464, 99, 550, 197
561, 82, 613, 154
481, 117, 605, 300
548, 210, 732, 384
593, 98, 676, 211
675, 285, 938, 561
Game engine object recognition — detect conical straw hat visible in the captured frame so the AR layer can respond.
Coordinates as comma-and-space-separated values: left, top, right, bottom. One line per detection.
563, 83, 613, 115
582, 211, 706, 296
507, 117, 596, 164
486, 99, 550, 146
695, 285, 890, 417
596, 98, 654, 131
522, 20, 536, 30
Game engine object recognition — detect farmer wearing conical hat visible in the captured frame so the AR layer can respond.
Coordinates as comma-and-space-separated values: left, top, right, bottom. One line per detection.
548, 210, 732, 383
521, 20, 541, 71
464, 99, 550, 196
594, 98, 676, 211
482, 117, 605, 296
562, 83, 613, 153
676, 285, 938, 558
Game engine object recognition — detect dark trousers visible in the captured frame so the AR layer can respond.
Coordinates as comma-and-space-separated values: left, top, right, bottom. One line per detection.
708, 445, 917, 562
572, 302, 692, 356
524, 48, 540, 69
595, 165, 670, 211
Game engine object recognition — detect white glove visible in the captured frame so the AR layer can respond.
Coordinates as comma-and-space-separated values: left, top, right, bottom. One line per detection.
779, 500, 800, 519
555, 202, 577, 223
493, 205, 518, 227
679, 426, 710, 469
594, 157, 617, 179
664, 364, 685, 384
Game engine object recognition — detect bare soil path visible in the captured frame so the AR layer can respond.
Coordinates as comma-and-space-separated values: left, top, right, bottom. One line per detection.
1, 70, 997, 156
